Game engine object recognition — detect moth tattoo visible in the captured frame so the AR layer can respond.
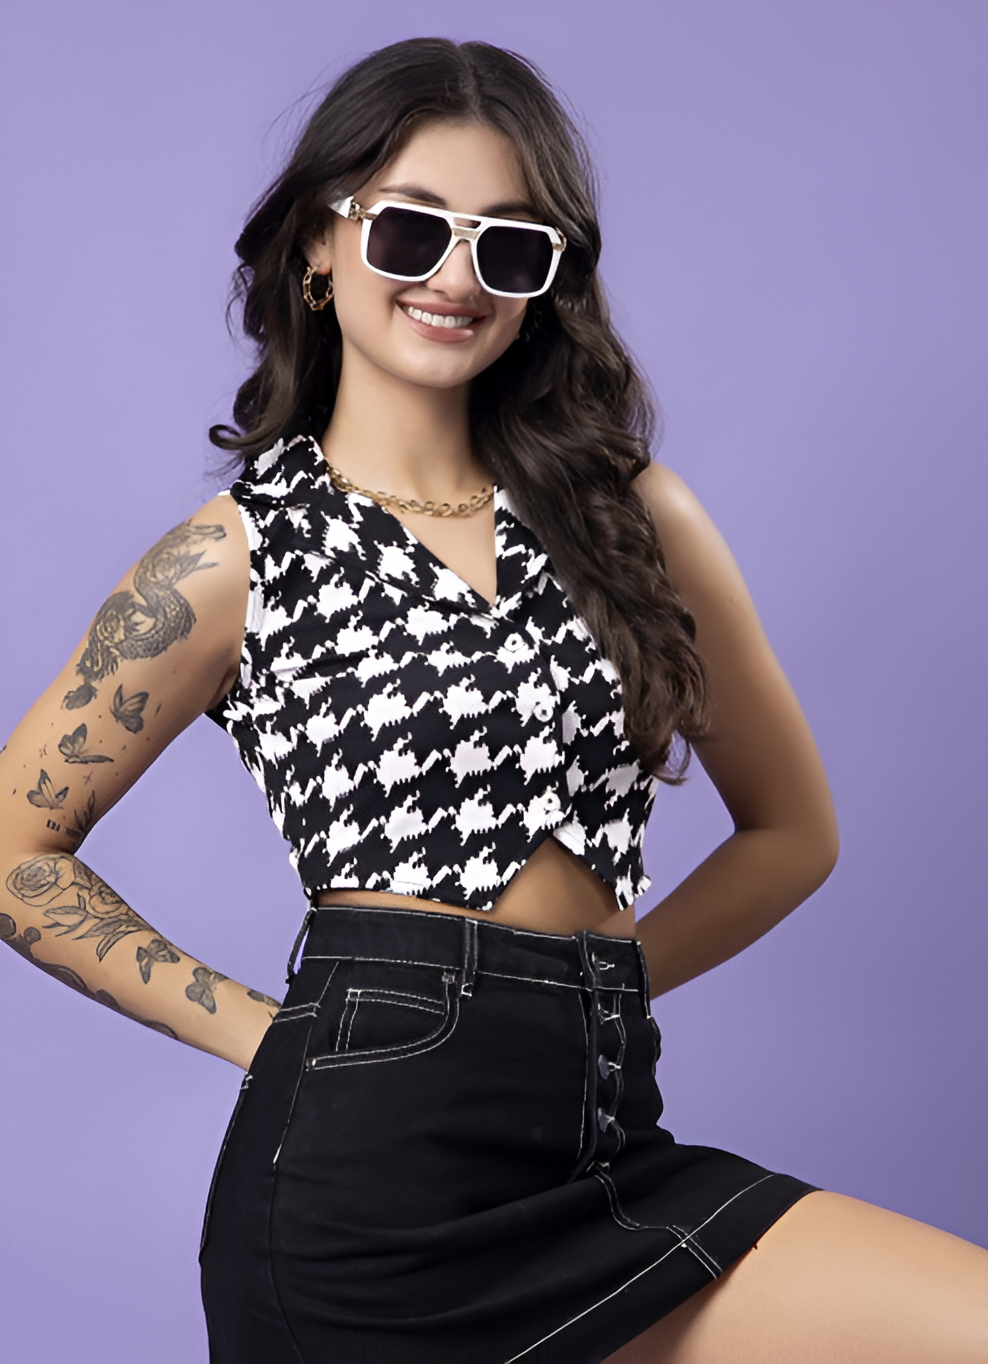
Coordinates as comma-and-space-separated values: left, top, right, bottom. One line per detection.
110, 686, 149, 734
58, 724, 114, 764
186, 967, 227, 1014
136, 936, 180, 984
5, 854, 152, 961
63, 520, 226, 711
27, 769, 69, 810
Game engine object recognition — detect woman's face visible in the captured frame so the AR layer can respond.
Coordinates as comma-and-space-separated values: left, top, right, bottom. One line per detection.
306, 120, 534, 392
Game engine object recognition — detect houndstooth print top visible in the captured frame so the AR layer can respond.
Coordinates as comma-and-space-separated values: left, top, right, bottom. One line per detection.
208, 434, 657, 911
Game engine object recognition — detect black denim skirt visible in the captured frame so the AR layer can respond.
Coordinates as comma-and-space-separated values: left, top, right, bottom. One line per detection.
200, 906, 814, 1363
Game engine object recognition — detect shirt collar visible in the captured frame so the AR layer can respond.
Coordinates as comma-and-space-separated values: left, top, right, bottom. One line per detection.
232, 435, 551, 612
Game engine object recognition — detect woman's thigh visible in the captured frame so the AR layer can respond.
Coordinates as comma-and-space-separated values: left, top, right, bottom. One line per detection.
603, 1191, 988, 1363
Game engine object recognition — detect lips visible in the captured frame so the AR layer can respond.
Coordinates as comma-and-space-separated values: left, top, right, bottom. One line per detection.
399, 303, 484, 330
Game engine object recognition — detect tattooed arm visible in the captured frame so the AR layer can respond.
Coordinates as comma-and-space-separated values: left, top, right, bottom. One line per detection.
0, 497, 279, 1071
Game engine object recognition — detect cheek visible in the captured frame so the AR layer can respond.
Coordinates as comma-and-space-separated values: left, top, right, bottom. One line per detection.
495, 301, 529, 336
479, 301, 528, 363
328, 226, 396, 332
331, 267, 397, 344
475, 302, 527, 363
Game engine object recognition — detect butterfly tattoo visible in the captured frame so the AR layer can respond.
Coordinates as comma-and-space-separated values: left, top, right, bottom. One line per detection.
247, 989, 281, 1007
58, 724, 114, 764
136, 936, 181, 984
110, 686, 149, 734
248, 987, 282, 1020
186, 967, 227, 1014
0, 908, 178, 1038
27, 770, 69, 810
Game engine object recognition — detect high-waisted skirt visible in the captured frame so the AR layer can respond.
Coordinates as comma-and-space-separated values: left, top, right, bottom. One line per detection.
199, 906, 816, 1363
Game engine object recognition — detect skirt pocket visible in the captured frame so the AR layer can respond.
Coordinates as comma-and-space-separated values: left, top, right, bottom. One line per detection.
337, 984, 446, 1051
305, 959, 460, 1070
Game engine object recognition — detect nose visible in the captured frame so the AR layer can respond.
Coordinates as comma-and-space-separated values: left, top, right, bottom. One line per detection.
427, 237, 483, 300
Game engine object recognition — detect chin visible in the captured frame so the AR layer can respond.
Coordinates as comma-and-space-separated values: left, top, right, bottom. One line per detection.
396, 352, 500, 390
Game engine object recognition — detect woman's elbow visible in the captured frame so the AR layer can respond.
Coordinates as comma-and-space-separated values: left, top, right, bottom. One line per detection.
799, 815, 840, 895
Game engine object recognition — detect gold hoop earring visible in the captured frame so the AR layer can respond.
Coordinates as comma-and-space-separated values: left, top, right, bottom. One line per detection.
302, 265, 334, 311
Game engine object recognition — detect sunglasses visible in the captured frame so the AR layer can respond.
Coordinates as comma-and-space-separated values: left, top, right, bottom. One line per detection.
330, 197, 567, 299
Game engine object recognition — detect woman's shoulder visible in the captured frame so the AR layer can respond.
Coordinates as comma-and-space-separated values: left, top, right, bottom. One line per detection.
632, 461, 704, 534
195, 488, 247, 530
125, 494, 251, 668
632, 461, 746, 605
632, 460, 718, 558
181, 490, 251, 576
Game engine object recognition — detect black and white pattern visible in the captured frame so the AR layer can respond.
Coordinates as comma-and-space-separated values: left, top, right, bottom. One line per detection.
209, 435, 657, 911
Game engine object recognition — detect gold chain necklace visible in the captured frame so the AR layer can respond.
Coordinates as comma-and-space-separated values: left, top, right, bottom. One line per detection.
326, 463, 496, 518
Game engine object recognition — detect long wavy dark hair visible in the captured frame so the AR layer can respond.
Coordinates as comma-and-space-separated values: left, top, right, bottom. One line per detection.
211, 37, 707, 778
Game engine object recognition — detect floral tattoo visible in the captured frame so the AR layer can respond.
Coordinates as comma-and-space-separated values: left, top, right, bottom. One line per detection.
6, 854, 152, 961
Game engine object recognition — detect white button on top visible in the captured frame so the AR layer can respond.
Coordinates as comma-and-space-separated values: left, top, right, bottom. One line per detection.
544, 791, 561, 813
504, 632, 526, 653
533, 700, 554, 723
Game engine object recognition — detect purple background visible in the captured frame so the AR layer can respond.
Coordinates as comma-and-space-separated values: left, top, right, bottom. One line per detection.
2, 2, 986, 1358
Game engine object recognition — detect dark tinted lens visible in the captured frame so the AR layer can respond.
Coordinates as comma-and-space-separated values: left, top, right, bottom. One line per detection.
366, 207, 451, 278
476, 225, 553, 294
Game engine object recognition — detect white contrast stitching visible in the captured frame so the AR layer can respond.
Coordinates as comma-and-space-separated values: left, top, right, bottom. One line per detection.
306, 975, 459, 1070
271, 1003, 319, 1022
670, 1224, 722, 1277
501, 1174, 776, 1362
301, 955, 638, 992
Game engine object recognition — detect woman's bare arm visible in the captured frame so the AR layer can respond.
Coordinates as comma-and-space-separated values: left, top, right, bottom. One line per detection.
0, 494, 278, 1069
628, 462, 839, 996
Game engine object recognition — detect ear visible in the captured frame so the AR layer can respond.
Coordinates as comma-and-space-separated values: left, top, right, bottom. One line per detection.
304, 225, 334, 274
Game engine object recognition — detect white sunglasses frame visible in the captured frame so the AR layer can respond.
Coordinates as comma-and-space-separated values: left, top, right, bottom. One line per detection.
330, 196, 567, 299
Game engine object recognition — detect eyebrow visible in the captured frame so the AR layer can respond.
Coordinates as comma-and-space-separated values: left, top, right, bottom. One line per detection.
375, 183, 539, 219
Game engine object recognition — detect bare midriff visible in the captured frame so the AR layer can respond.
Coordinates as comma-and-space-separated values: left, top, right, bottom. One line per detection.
316, 835, 638, 938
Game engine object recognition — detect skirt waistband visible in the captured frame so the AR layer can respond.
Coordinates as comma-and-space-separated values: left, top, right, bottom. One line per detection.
288, 904, 651, 1003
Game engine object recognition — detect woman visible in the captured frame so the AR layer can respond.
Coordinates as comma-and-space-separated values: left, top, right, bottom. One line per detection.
1, 36, 985, 1364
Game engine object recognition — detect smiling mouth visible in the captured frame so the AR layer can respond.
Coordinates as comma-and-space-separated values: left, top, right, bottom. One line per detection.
399, 303, 483, 330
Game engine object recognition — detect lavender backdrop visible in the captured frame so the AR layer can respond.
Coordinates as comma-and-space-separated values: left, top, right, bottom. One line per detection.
1, 2, 986, 1358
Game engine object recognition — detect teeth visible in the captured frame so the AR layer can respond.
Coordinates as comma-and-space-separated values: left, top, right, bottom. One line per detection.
404, 305, 470, 329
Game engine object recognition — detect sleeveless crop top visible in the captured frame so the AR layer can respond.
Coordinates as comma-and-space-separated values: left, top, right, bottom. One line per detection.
208, 434, 657, 911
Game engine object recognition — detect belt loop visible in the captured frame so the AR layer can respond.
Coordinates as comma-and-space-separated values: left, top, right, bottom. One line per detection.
286, 908, 315, 984
460, 916, 478, 997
